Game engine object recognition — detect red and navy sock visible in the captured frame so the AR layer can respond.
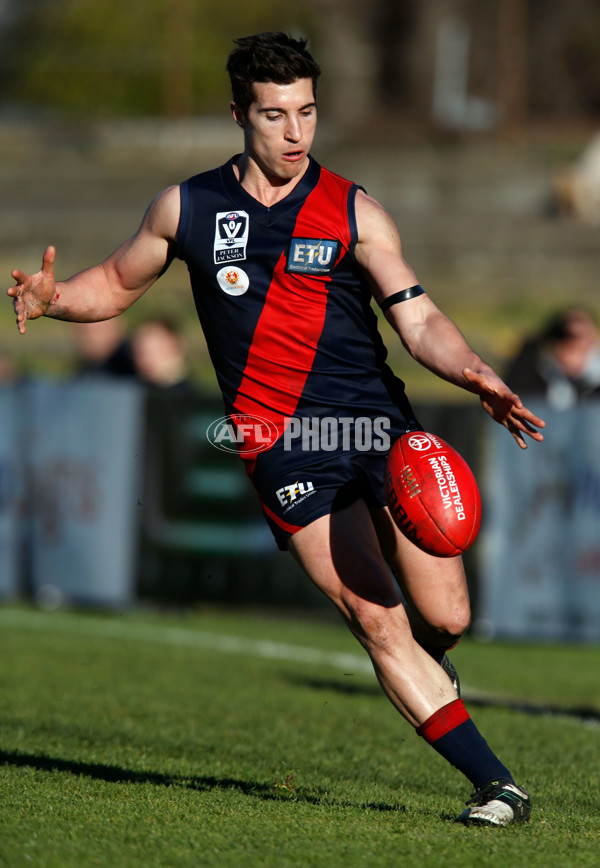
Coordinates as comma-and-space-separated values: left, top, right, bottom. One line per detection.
416, 699, 514, 790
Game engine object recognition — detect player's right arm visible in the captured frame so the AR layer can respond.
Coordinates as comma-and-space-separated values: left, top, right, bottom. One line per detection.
7, 185, 181, 334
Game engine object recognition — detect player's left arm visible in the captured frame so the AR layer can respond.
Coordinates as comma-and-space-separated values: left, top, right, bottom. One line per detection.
354, 190, 545, 449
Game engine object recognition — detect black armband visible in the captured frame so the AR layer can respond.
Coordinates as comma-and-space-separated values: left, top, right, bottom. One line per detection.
379, 284, 425, 313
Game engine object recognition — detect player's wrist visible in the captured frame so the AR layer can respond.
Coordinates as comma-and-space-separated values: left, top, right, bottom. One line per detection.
43, 292, 63, 319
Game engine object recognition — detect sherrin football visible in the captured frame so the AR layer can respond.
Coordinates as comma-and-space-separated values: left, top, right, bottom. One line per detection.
384, 431, 481, 557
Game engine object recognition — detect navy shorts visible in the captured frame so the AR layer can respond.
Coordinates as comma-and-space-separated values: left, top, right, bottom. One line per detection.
250, 416, 420, 550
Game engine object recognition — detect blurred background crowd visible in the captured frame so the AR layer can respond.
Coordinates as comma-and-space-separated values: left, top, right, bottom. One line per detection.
0, 1, 599, 628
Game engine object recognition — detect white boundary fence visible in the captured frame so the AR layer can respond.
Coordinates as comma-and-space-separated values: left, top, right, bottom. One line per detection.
1, 381, 144, 608
0, 388, 20, 599
478, 401, 600, 641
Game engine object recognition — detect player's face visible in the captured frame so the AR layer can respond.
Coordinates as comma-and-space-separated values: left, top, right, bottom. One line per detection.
234, 78, 317, 183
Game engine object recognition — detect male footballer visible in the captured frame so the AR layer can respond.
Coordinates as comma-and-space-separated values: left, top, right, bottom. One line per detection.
8, 32, 545, 825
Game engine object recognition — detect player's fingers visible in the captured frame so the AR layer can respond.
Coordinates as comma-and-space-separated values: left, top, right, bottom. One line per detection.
517, 422, 544, 441
499, 388, 524, 411
509, 412, 545, 442
512, 430, 528, 449
13, 300, 26, 335
520, 407, 546, 430
10, 269, 29, 287
502, 415, 529, 449
511, 405, 546, 434
42, 245, 56, 274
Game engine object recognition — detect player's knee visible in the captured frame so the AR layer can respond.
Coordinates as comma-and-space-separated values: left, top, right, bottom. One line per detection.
429, 605, 471, 645
343, 595, 411, 651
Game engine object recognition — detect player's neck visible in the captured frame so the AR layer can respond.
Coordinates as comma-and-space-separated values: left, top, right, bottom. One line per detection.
233, 154, 309, 207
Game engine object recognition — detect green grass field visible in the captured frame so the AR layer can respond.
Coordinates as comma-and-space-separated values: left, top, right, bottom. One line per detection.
1, 605, 599, 868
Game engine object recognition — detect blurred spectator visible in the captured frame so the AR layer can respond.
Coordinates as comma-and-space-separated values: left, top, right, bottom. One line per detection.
75, 319, 135, 378
552, 132, 600, 224
505, 307, 600, 410
131, 317, 193, 393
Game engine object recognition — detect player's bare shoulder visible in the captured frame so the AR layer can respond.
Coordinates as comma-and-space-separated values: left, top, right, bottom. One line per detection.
142, 185, 182, 242
352, 188, 419, 307
354, 188, 402, 257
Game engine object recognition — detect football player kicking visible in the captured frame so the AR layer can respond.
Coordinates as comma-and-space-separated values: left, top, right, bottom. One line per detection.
8, 32, 545, 825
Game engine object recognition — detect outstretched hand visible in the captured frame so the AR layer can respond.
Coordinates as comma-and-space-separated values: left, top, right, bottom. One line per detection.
462, 367, 545, 449
8, 246, 57, 335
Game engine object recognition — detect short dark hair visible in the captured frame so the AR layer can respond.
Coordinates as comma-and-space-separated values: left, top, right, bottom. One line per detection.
226, 32, 321, 115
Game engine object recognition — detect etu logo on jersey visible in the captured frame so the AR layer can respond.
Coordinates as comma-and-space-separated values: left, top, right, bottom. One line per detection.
214, 211, 249, 264
286, 238, 340, 275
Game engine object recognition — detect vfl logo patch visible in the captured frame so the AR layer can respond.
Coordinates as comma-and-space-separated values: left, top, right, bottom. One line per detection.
214, 211, 249, 264
286, 238, 340, 275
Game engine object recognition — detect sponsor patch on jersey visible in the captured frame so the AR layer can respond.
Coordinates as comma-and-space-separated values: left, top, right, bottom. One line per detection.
216, 266, 249, 296
214, 211, 249, 264
286, 238, 340, 275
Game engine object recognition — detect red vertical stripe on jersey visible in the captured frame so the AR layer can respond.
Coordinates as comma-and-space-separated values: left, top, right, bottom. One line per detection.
233, 170, 353, 462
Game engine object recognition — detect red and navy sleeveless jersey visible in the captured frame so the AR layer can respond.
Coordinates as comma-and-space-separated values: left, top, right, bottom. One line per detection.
176, 156, 415, 464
